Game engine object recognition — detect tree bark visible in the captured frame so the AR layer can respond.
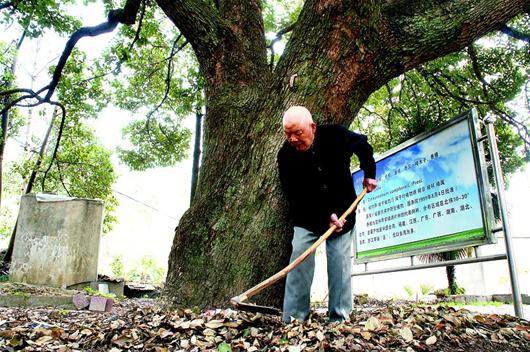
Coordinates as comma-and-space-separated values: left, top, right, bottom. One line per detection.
155, 0, 528, 308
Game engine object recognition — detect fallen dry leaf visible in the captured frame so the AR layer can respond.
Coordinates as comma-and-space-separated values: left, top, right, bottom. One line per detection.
399, 327, 413, 342
425, 335, 437, 345
34, 335, 53, 345
365, 316, 381, 331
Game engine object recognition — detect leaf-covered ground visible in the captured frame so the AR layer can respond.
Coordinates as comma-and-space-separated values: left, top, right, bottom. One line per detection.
0, 299, 529, 351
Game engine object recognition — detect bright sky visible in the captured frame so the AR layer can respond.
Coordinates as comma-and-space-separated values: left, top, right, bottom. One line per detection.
1, 2, 529, 280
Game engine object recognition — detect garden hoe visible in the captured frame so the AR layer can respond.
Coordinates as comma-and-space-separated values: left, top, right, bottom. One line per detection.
230, 188, 368, 315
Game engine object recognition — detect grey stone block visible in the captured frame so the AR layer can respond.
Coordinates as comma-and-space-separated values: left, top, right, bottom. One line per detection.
448, 295, 493, 303
0, 295, 75, 309
492, 294, 530, 304
73, 293, 90, 309
89, 296, 113, 312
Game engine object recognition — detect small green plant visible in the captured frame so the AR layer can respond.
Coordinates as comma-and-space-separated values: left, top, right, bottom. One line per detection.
447, 284, 466, 295
403, 285, 415, 299
433, 288, 448, 298
420, 283, 434, 296
13, 291, 30, 298
84, 287, 98, 295
110, 255, 125, 278
0, 274, 8, 282
82, 286, 116, 299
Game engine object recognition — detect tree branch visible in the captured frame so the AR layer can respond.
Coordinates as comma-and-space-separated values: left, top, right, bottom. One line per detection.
1, 0, 142, 112
361, 106, 386, 121
494, 108, 530, 156
0, 0, 142, 131
24, 105, 59, 195
113, 0, 143, 25
406, 75, 423, 122
467, 45, 530, 153
500, 24, 530, 43
467, 44, 492, 97
155, 0, 221, 63
0, 89, 47, 116
155, 0, 268, 84
128, 0, 148, 51
54, 161, 72, 196
145, 36, 185, 125
268, 22, 296, 70
41, 101, 66, 191
0, 2, 13, 10
380, 0, 528, 74
44, 17, 120, 101
418, 68, 485, 105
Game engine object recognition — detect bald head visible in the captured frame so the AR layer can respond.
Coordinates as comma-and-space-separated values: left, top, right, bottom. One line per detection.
282, 106, 313, 127
282, 106, 316, 152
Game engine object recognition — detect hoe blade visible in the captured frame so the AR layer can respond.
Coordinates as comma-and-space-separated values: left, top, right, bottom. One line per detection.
230, 297, 281, 316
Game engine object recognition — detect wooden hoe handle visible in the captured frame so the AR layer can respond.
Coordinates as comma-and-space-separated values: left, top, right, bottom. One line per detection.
232, 187, 368, 303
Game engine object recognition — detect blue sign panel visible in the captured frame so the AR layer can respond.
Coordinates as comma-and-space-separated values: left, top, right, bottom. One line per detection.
352, 110, 493, 263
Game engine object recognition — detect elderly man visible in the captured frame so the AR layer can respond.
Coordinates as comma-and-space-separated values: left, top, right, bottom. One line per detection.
277, 106, 377, 322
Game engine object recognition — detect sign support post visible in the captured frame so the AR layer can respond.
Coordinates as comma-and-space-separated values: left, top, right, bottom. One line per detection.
484, 116, 524, 318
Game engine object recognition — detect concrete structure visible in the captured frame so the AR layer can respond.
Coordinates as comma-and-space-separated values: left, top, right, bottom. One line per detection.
10, 193, 103, 287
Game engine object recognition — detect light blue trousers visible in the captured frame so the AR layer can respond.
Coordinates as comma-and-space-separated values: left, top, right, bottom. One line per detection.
283, 226, 353, 322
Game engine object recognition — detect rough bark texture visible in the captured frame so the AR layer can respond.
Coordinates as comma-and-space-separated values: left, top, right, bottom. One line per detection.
155, 0, 528, 309
446, 265, 457, 294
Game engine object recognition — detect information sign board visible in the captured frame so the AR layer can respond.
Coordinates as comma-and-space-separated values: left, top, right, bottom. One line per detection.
352, 110, 494, 263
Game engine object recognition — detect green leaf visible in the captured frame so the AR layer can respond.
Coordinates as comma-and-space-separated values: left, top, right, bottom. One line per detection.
218, 341, 232, 352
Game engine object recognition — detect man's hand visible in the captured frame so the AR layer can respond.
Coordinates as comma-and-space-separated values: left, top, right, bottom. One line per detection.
329, 213, 346, 232
363, 178, 378, 192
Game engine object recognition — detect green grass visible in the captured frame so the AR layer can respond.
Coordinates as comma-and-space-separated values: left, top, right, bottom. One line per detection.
13, 291, 30, 298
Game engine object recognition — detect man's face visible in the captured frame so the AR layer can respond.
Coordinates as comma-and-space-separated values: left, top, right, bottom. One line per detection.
283, 120, 316, 152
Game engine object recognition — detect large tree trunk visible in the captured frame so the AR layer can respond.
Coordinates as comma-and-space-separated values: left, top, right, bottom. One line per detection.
156, 0, 528, 309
